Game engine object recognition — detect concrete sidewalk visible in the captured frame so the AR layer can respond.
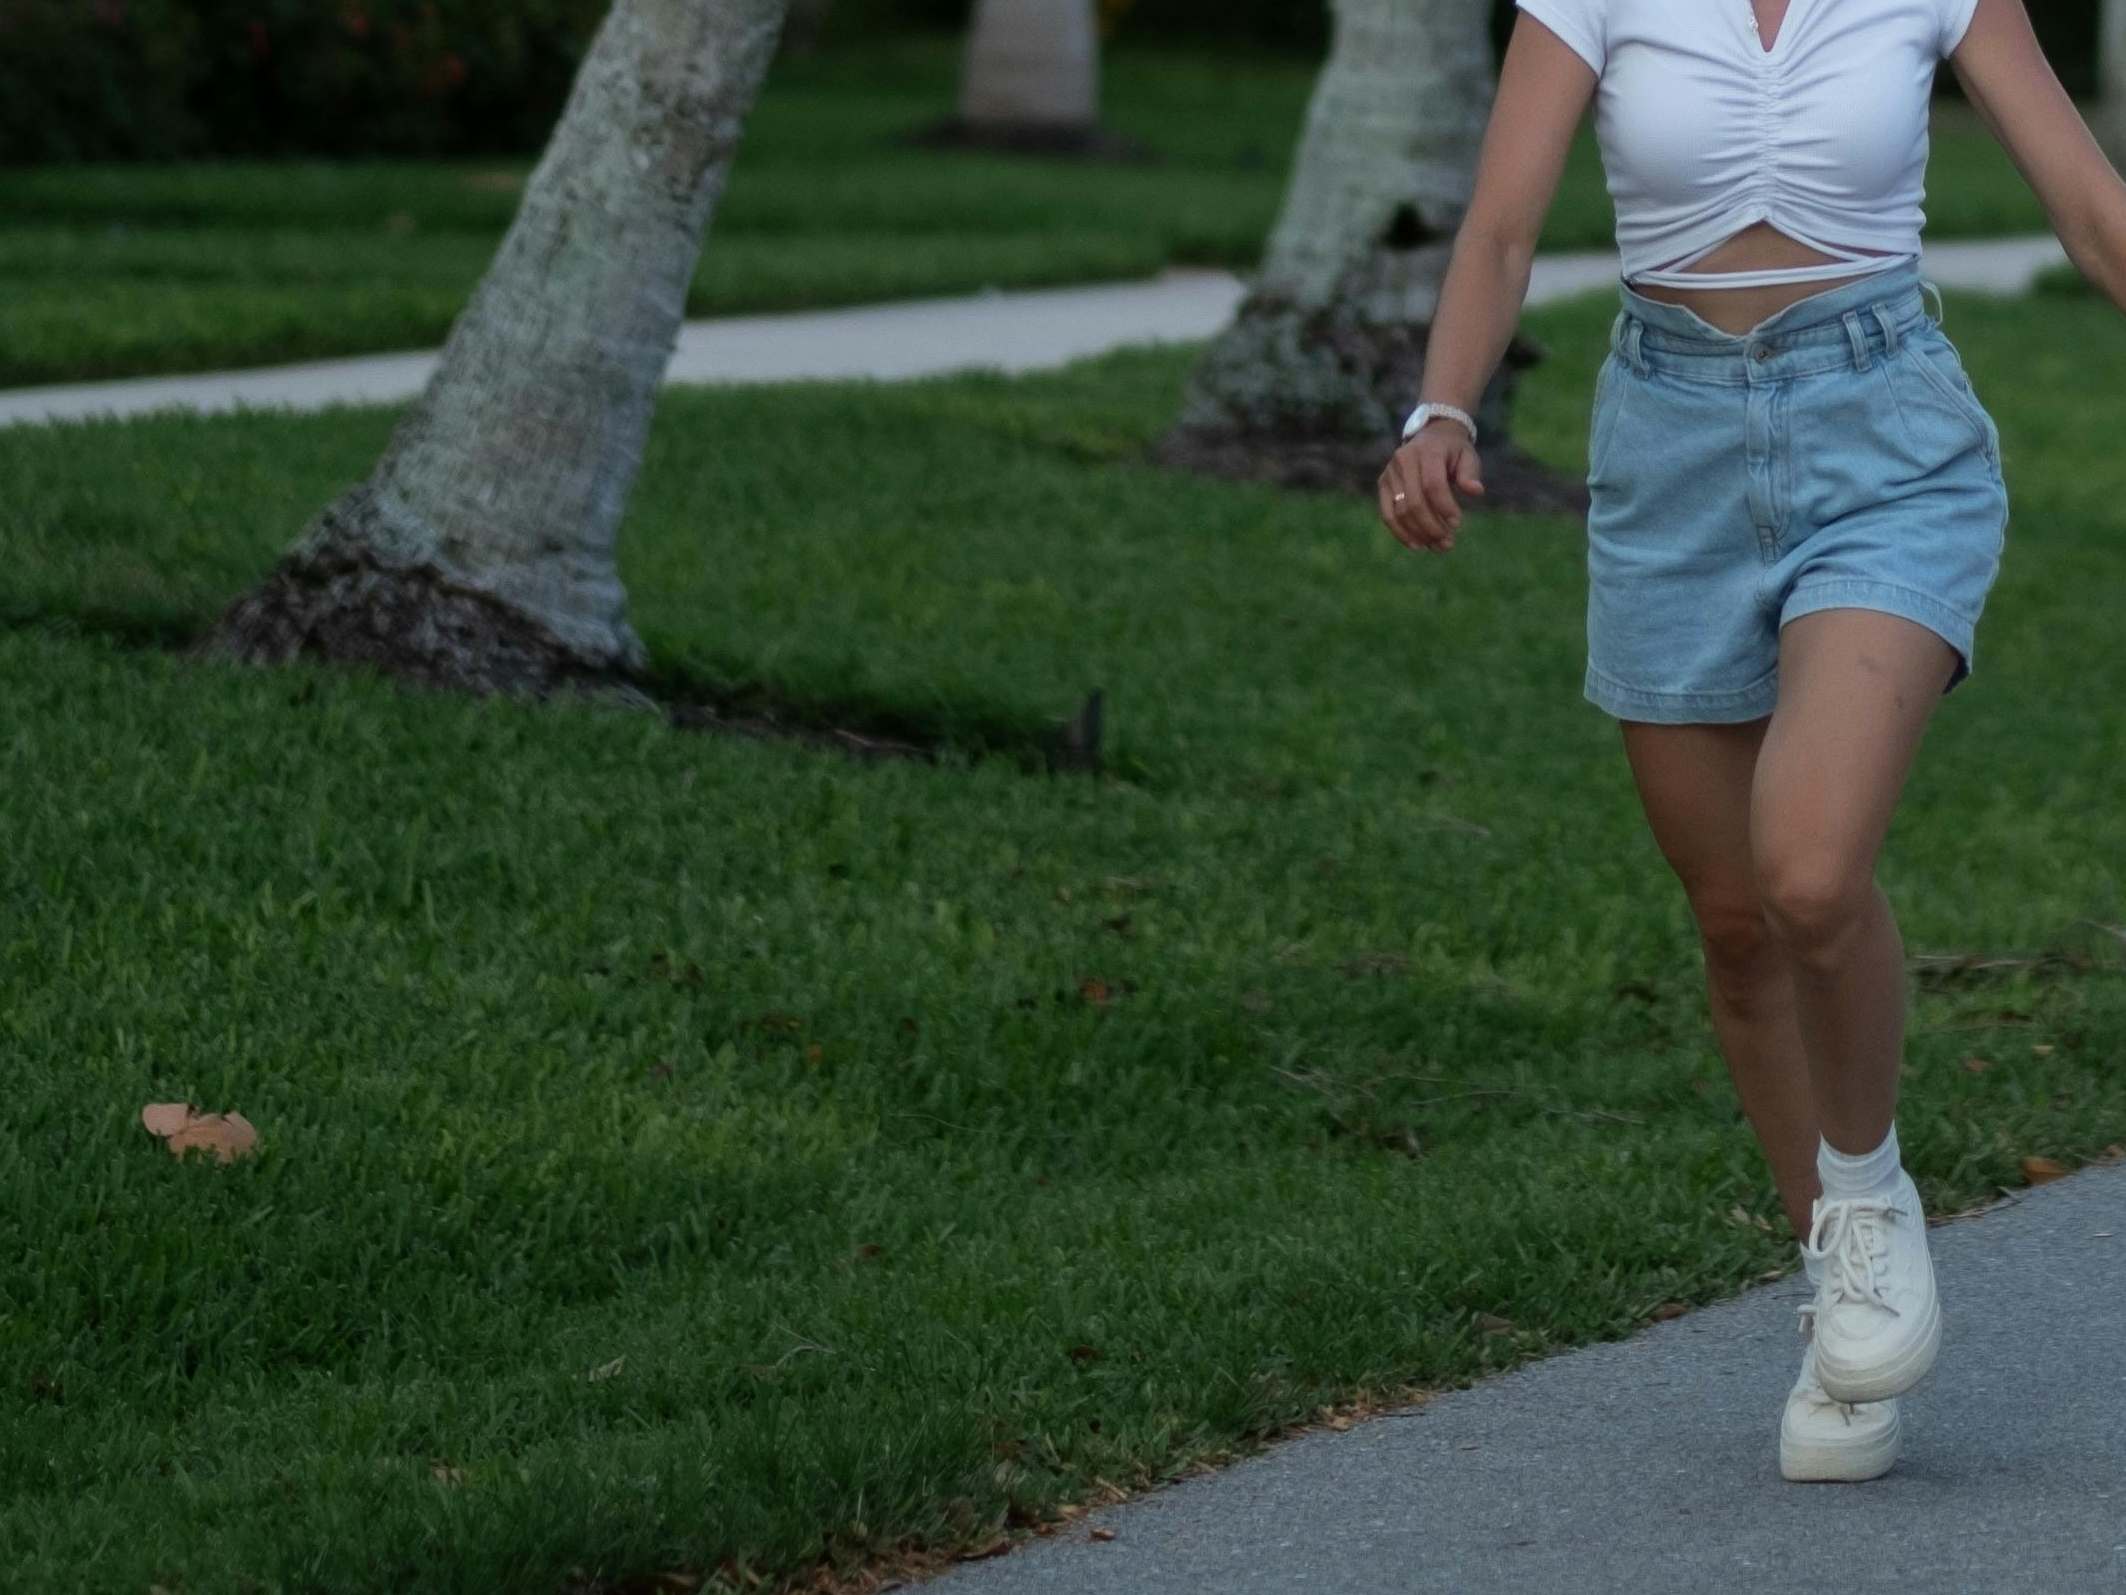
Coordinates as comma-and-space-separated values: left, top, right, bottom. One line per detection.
0, 236, 2069, 431
928, 1162, 2124, 1595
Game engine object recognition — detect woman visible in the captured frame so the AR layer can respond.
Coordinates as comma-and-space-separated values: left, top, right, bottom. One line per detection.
1378, 0, 2126, 1482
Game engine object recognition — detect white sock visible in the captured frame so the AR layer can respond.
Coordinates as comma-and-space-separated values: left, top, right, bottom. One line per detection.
1817, 1123, 1902, 1202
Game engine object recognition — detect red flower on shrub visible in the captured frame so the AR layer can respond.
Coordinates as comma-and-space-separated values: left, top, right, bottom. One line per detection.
247, 19, 270, 62
343, 4, 371, 40
91, 0, 128, 27
421, 50, 469, 97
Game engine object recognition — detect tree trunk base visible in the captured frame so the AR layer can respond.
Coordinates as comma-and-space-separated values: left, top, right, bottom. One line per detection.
198, 495, 642, 701
1151, 426, 1590, 515
904, 115, 1151, 163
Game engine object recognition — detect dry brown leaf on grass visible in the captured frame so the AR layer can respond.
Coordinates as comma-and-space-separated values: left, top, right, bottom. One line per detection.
1088, 1527, 1117, 1543
2021, 1156, 2071, 1185
141, 1103, 258, 1164
140, 1103, 192, 1138
1650, 1302, 1691, 1322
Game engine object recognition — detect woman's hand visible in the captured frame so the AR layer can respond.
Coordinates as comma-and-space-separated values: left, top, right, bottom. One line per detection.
1377, 422, 1486, 553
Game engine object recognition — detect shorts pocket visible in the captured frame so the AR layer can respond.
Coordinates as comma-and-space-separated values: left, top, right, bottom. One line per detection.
1587, 351, 1632, 485
1898, 326, 2001, 470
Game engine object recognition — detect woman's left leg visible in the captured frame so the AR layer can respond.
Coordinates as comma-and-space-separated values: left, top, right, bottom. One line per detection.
1748, 607, 1959, 1153
1751, 604, 1957, 1408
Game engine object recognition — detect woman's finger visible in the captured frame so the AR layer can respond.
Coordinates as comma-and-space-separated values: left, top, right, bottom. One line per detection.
1379, 462, 1430, 548
1419, 450, 1462, 536
1377, 469, 1417, 547
1394, 455, 1446, 548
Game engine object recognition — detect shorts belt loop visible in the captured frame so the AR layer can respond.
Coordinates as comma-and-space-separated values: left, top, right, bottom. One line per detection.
1841, 309, 1872, 372
1920, 278, 1946, 327
1620, 316, 1647, 376
1869, 302, 1900, 360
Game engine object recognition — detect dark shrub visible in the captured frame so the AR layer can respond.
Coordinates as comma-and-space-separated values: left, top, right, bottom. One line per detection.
0, 0, 2099, 163
0, 0, 608, 163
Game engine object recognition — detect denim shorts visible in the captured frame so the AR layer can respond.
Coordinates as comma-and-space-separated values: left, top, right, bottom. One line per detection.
1583, 258, 2009, 724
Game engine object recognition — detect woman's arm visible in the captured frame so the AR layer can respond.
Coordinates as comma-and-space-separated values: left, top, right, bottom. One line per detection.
1412, 16, 1597, 426
1947, 0, 2126, 311
1380, 14, 1597, 554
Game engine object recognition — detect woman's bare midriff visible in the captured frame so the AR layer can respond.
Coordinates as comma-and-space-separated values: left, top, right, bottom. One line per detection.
1626, 222, 1900, 334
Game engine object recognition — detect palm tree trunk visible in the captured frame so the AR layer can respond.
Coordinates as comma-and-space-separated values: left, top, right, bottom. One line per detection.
204, 0, 787, 697
2099, 0, 2126, 169
1159, 0, 1577, 508
961, 0, 1099, 131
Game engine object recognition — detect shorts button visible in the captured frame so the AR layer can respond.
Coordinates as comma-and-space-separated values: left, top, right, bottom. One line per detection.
1752, 346, 1771, 362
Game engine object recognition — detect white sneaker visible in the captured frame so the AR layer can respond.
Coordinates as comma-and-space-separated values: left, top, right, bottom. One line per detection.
1781, 1302, 1901, 1482
1800, 1170, 1942, 1404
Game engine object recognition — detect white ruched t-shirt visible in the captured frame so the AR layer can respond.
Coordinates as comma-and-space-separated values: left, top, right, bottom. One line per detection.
1514, 0, 1982, 287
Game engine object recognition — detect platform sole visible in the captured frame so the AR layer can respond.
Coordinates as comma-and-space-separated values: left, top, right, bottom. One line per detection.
1780, 1405, 1903, 1483
1814, 1290, 1941, 1405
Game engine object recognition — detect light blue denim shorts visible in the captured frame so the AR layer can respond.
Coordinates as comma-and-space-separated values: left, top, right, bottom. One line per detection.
1583, 258, 2009, 724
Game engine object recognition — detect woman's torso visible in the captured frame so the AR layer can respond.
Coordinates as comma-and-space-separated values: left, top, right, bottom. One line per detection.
1629, 225, 1894, 334
1584, 0, 1963, 332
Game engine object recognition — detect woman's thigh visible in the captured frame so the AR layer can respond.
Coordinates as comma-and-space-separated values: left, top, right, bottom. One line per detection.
1616, 604, 1951, 935
1619, 716, 1772, 927
1750, 607, 1957, 902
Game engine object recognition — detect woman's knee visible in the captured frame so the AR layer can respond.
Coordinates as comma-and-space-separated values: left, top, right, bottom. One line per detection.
1688, 890, 1778, 1005
1754, 845, 1875, 967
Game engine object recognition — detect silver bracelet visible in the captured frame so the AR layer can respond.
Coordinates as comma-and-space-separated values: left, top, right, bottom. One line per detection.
1401, 402, 1478, 445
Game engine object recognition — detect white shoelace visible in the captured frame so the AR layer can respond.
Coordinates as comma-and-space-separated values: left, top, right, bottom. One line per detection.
1801, 1195, 1905, 1318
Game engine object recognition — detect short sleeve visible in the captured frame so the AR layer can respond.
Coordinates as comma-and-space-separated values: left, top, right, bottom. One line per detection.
1938, 0, 1980, 56
1516, 0, 1605, 75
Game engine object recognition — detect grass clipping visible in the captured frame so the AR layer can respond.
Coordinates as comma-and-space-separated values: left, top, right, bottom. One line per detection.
142, 1103, 259, 1165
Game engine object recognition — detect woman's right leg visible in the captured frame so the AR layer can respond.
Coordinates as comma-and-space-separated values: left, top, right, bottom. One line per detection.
1620, 720, 1905, 1483
1617, 717, 1823, 1238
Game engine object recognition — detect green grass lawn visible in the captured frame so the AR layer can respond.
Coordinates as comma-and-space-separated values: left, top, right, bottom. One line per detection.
3, 285, 2122, 1593
0, 35, 2054, 388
